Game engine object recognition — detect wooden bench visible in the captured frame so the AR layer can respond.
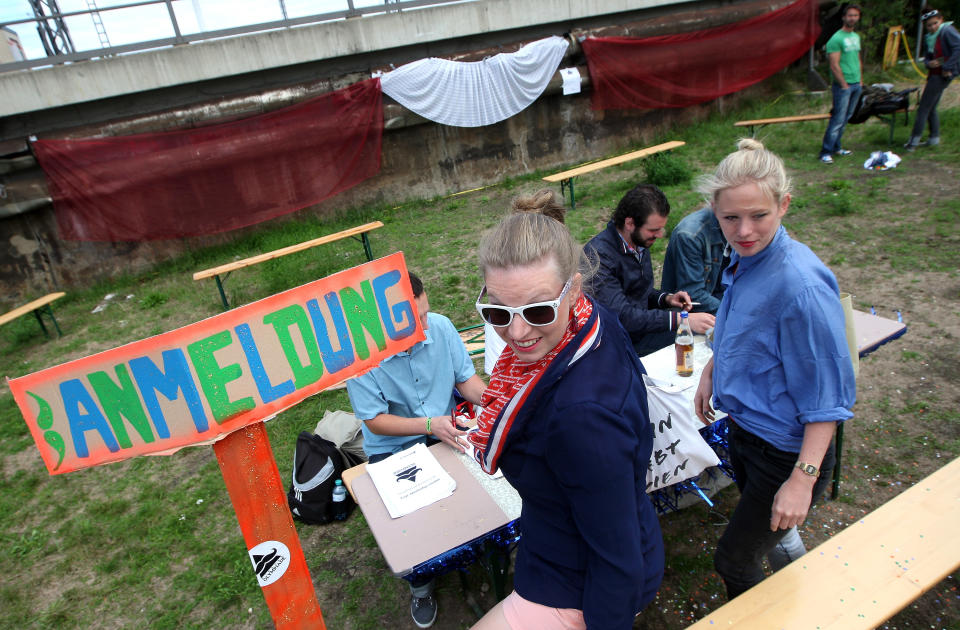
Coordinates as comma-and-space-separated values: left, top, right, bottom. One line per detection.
542, 141, 685, 210
0, 292, 66, 338
734, 113, 832, 136
735, 109, 911, 145
687, 456, 960, 630
193, 221, 384, 310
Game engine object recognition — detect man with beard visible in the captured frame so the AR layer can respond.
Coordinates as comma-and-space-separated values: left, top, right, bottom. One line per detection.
819, 4, 863, 164
585, 184, 714, 355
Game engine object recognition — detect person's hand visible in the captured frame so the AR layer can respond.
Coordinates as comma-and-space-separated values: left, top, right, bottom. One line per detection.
430, 415, 469, 453
929, 58, 942, 68
770, 473, 817, 531
840, 81, 849, 90
664, 291, 693, 311
688, 312, 716, 333
694, 371, 715, 425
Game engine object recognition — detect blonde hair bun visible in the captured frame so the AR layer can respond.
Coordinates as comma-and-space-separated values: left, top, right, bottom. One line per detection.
736, 138, 765, 152
697, 137, 791, 205
511, 189, 566, 224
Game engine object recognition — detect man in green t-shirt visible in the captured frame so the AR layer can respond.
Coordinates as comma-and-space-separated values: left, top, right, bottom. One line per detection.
819, 4, 863, 164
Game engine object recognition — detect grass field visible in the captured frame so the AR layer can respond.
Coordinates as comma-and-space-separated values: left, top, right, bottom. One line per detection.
2, 68, 959, 629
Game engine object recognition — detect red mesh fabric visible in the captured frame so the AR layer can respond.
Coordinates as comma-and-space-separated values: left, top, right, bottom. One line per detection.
33, 78, 383, 241
582, 0, 819, 110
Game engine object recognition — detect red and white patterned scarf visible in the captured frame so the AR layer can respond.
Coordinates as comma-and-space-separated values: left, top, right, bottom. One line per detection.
469, 294, 595, 474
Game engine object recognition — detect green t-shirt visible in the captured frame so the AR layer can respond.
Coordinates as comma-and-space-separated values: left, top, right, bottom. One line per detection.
826, 29, 862, 84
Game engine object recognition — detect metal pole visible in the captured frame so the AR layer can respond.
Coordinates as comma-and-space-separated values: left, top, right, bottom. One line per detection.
916, 0, 926, 61
164, 0, 183, 42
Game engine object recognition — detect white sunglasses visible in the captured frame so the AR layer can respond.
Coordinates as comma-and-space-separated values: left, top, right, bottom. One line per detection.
475, 277, 573, 327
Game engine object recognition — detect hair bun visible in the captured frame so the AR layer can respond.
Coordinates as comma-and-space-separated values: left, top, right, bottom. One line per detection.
737, 138, 765, 152
511, 189, 566, 224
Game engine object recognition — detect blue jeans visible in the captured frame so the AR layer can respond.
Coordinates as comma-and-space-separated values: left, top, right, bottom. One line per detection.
714, 420, 835, 598
820, 82, 862, 157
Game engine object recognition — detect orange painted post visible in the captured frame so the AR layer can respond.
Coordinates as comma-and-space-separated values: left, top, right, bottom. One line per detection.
214, 422, 326, 629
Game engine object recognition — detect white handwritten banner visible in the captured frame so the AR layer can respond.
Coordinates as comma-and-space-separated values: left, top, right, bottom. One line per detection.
644, 374, 720, 492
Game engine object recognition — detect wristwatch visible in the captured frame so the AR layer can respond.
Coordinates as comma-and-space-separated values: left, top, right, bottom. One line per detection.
795, 461, 820, 477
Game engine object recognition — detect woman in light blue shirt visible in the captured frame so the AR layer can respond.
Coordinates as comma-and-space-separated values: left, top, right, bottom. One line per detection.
694, 138, 856, 598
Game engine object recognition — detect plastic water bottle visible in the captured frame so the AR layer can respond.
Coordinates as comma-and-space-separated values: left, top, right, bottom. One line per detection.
332, 479, 348, 521
675, 311, 694, 377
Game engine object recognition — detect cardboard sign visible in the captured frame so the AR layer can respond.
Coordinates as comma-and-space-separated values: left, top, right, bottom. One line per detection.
9, 253, 423, 475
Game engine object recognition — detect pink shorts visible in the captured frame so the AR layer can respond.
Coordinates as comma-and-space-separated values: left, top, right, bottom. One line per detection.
501, 591, 586, 630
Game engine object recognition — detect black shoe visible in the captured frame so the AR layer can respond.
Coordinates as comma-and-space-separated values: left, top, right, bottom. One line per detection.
411, 594, 437, 628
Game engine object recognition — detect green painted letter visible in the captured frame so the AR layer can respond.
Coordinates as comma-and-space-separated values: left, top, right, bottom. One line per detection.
339, 280, 387, 360
88, 364, 160, 447
262, 304, 324, 389
187, 330, 255, 423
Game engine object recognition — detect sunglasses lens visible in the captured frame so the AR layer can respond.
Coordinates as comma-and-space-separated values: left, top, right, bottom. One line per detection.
480, 306, 512, 327
522, 305, 556, 326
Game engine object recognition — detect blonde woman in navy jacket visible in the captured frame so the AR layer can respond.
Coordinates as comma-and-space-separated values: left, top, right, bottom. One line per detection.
469, 206, 663, 630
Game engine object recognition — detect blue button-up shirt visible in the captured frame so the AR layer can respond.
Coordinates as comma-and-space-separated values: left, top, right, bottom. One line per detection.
661, 207, 729, 314
712, 226, 856, 452
346, 312, 476, 457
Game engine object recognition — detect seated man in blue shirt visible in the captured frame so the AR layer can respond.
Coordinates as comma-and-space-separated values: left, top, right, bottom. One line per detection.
345, 272, 485, 629
661, 207, 730, 315
585, 184, 715, 356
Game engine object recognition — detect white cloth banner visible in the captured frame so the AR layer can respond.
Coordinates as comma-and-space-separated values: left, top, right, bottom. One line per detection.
643, 374, 720, 492
380, 36, 569, 127
366, 443, 457, 518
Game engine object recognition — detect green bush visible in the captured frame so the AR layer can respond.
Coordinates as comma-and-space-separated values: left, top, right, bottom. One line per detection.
643, 152, 693, 187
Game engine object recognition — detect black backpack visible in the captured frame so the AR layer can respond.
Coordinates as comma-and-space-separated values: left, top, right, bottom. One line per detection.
287, 431, 360, 524
848, 86, 917, 124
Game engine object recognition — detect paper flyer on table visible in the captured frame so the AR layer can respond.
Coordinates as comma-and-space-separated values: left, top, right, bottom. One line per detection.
366, 443, 457, 518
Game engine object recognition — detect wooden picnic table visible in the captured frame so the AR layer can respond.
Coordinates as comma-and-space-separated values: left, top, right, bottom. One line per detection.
686, 456, 960, 630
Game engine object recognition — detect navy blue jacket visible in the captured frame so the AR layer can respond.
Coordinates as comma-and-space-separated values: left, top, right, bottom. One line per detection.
498, 299, 664, 629
585, 221, 672, 347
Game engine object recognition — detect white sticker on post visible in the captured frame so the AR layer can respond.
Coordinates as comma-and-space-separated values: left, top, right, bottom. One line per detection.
248, 540, 291, 587
560, 67, 582, 95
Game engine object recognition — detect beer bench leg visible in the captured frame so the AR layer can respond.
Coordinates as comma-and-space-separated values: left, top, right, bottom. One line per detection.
486, 541, 510, 602
560, 178, 576, 210
32, 308, 50, 338
458, 570, 486, 620
43, 303, 63, 337
214, 273, 231, 311
349, 232, 376, 261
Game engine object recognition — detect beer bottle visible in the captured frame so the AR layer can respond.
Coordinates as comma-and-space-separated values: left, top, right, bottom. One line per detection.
675, 311, 694, 377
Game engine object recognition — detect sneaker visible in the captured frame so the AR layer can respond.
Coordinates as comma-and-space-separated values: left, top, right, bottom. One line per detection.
904, 143, 917, 152
819, 155, 834, 164
904, 139, 919, 150
411, 595, 437, 628
920, 137, 940, 147
835, 149, 852, 156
